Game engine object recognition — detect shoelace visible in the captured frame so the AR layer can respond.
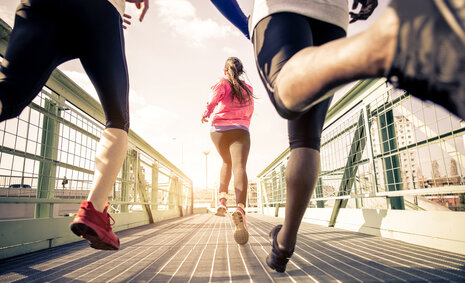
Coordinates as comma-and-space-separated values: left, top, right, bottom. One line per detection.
105, 213, 115, 230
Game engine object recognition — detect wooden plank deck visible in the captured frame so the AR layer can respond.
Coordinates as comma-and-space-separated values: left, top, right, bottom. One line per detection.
1, 213, 464, 282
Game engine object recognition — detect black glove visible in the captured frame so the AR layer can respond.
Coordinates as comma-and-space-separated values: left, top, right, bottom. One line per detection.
349, 0, 378, 23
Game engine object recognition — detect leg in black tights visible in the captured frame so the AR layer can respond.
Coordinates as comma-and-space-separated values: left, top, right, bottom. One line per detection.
253, 13, 346, 253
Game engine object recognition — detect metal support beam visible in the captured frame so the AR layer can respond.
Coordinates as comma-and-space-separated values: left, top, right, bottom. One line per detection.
36, 99, 60, 218
136, 157, 154, 224
120, 152, 132, 213
329, 110, 367, 227
316, 177, 325, 208
151, 163, 159, 211
168, 174, 178, 209
379, 109, 405, 209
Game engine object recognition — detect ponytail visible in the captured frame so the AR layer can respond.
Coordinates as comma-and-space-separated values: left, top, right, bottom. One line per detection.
224, 57, 253, 104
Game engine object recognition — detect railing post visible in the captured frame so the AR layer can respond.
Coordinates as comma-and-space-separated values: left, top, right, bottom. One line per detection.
316, 177, 325, 208
280, 164, 286, 206
363, 104, 379, 193
379, 109, 405, 209
151, 163, 159, 211
36, 98, 60, 218
168, 174, 178, 209
120, 152, 131, 213
257, 178, 263, 214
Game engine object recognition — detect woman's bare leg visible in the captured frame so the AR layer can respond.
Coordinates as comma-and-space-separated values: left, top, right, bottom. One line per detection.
87, 128, 128, 212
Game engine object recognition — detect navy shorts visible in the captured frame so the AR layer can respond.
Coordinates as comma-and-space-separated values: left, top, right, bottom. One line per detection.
0, 0, 129, 131
253, 13, 346, 150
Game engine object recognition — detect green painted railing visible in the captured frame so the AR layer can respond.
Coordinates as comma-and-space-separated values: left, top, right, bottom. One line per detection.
257, 78, 465, 223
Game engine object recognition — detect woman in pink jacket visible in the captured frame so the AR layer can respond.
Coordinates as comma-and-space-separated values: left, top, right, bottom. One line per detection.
202, 57, 254, 245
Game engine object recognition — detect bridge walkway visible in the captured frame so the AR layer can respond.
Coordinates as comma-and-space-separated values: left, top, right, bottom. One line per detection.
1, 213, 465, 282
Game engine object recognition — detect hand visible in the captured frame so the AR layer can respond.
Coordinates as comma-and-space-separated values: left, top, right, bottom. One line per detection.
349, 0, 378, 23
201, 117, 208, 124
122, 14, 132, 29
126, 0, 149, 22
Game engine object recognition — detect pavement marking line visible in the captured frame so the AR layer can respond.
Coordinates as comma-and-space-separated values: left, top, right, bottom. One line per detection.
248, 216, 338, 283
31, 216, 195, 283
282, 224, 403, 282
65, 219, 194, 283
297, 225, 429, 282
89, 218, 204, 283
123, 214, 213, 283
166, 215, 218, 283
250, 222, 321, 283
209, 215, 223, 283
227, 215, 253, 283
318, 230, 465, 281
225, 214, 232, 283
146, 214, 215, 283
187, 215, 219, 283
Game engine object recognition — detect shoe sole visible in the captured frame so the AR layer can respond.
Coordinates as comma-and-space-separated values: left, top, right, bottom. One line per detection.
232, 211, 249, 245
70, 222, 118, 250
215, 207, 227, 217
266, 254, 286, 273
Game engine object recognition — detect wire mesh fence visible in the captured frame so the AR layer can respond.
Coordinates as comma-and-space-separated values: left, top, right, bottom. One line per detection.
258, 80, 465, 212
0, 83, 192, 220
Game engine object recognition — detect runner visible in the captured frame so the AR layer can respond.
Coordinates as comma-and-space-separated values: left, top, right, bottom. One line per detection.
0, 0, 148, 250
210, 0, 377, 272
202, 57, 254, 245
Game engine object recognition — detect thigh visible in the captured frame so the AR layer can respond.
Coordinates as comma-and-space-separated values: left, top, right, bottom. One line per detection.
74, 0, 129, 131
229, 130, 250, 168
211, 131, 232, 164
253, 12, 313, 98
0, 0, 64, 120
288, 19, 346, 150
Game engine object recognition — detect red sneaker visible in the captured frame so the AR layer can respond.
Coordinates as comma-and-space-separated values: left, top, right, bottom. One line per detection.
70, 201, 120, 250
232, 207, 249, 245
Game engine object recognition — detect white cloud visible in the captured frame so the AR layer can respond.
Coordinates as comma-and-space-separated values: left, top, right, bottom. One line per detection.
153, 0, 239, 47
222, 46, 238, 56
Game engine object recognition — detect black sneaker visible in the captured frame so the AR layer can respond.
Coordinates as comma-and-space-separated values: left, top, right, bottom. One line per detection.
266, 225, 294, 273
387, 0, 465, 120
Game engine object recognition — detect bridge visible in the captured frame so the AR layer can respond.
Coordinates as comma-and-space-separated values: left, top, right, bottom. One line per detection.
0, 18, 464, 282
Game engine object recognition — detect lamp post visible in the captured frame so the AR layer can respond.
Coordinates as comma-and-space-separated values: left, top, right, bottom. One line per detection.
203, 150, 211, 207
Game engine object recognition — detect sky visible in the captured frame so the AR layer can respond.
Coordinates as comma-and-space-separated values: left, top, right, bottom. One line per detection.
0, 0, 390, 189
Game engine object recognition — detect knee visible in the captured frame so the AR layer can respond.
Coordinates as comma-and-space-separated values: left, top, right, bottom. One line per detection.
105, 111, 130, 132
272, 89, 303, 120
232, 166, 247, 176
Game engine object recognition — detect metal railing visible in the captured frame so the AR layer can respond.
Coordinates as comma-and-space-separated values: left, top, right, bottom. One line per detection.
0, 18, 193, 258
258, 79, 465, 223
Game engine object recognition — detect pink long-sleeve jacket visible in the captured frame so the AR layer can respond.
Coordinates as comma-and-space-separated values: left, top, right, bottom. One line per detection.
202, 77, 254, 128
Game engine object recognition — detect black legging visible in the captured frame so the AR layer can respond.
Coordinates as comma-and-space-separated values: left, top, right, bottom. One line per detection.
253, 12, 346, 150
0, 0, 129, 131
210, 129, 250, 205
